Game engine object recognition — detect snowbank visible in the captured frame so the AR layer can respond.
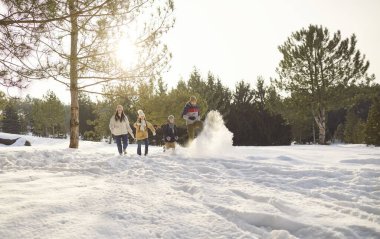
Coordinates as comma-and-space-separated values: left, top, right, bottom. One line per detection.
0, 133, 31, 146
0, 129, 379, 238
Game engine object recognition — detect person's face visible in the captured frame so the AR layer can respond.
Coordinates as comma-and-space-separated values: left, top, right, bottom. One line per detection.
190, 100, 197, 105
116, 105, 123, 114
169, 118, 174, 123
140, 115, 145, 120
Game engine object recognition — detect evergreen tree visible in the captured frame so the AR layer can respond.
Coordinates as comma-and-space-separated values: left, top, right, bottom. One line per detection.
277, 25, 373, 144
78, 93, 96, 139
2, 102, 21, 134
344, 109, 366, 143
31, 91, 66, 137
227, 81, 255, 145
0, 92, 7, 120
365, 98, 380, 146
19, 95, 34, 133
334, 123, 345, 143
31, 99, 45, 136
344, 109, 358, 143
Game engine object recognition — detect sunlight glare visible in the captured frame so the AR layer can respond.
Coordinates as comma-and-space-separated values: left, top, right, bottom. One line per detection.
116, 38, 138, 69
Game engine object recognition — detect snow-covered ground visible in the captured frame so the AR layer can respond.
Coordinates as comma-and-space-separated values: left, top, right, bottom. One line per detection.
1, 112, 379, 239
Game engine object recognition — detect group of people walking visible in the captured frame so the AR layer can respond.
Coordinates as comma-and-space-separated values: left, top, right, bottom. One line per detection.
109, 96, 203, 156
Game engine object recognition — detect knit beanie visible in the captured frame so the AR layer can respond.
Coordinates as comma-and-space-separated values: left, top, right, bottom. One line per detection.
137, 109, 145, 117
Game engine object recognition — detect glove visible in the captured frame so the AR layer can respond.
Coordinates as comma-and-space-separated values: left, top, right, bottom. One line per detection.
153, 132, 156, 136
166, 136, 171, 141
174, 136, 178, 141
188, 116, 196, 120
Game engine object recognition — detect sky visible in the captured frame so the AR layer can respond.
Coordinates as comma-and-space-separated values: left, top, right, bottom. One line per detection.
5, 0, 380, 103
162, 0, 380, 89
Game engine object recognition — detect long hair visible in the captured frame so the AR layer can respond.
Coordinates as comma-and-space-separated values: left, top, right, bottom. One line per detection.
114, 110, 126, 122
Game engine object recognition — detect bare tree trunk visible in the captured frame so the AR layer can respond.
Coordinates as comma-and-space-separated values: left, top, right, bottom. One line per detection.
312, 119, 316, 144
69, 0, 79, 148
313, 107, 326, 144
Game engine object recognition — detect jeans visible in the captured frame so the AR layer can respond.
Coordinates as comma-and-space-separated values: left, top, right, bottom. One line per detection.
137, 138, 149, 156
114, 134, 129, 155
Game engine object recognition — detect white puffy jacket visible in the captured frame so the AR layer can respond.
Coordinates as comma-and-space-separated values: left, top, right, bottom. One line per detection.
109, 115, 134, 137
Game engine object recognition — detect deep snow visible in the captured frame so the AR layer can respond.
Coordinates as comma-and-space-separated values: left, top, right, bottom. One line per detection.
0, 112, 379, 239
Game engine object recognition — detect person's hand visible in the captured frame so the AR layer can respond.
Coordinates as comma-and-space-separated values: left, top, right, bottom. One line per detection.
166, 136, 171, 141
136, 123, 141, 126
189, 116, 196, 120
153, 132, 156, 136
174, 136, 178, 141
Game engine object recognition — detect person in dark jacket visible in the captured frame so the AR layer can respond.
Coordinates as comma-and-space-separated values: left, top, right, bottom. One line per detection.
181, 96, 203, 143
162, 115, 178, 152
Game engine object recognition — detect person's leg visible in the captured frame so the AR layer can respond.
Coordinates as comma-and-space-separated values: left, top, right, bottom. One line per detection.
165, 142, 171, 150
115, 135, 122, 155
137, 140, 142, 155
187, 123, 195, 141
121, 134, 128, 154
194, 120, 203, 130
144, 138, 149, 155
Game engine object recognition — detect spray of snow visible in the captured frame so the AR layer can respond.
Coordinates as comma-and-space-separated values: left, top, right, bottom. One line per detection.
186, 110, 234, 156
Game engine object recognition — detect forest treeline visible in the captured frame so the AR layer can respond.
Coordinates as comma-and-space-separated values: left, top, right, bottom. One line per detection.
1, 68, 379, 146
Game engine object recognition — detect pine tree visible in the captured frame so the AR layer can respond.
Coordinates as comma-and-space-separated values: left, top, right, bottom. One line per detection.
2, 103, 21, 134
227, 81, 255, 145
344, 109, 359, 143
344, 109, 367, 144
365, 98, 380, 146
334, 123, 345, 143
79, 93, 96, 139
277, 25, 373, 144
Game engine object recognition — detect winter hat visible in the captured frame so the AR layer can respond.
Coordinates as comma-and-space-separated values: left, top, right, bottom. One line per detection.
168, 115, 175, 120
137, 109, 145, 117
190, 96, 197, 101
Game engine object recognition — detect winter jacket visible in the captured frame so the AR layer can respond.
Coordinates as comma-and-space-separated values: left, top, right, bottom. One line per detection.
109, 114, 134, 137
133, 119, 156, 140
162, 123, 178, 142
181, 102, 201, 125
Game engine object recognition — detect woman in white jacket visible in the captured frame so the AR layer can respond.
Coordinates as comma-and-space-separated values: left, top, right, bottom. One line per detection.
109, 105, 135, 155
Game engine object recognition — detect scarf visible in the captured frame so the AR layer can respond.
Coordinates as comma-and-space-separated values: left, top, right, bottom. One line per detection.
168, 123, 175, 134
140, 119, 147, 131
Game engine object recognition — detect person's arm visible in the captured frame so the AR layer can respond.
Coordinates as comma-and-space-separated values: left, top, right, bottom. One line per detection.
196, 105, 201, 121
125, 116, 135, 139
162, 124, 171, 141
181, 103, 189, 120
147, 122, 156, 136
162, 124, 167, 138
109, 117, 115, 134
174, 125, 178, 141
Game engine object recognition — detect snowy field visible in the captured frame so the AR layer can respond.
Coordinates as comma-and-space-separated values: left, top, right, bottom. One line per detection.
1, 112, 380, 239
